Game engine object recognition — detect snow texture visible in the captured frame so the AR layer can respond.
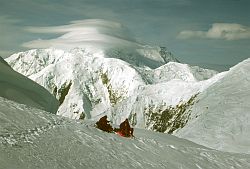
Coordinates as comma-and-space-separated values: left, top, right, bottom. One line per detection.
1, 96, 250, 169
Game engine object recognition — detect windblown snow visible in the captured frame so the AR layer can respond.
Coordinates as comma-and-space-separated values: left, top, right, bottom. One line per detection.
1, 97, 250, 169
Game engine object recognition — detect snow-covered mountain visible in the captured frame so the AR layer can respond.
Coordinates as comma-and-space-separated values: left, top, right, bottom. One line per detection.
1, 96, 250, 169
0, 56, 58, 113
5, 48, 216, 121
174, 58, 250, 154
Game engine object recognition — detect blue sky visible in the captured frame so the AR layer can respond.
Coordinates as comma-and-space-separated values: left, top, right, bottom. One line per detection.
1, 0, 250, 71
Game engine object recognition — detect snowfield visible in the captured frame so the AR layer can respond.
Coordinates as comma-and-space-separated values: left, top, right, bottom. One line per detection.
1, 96, 250, 169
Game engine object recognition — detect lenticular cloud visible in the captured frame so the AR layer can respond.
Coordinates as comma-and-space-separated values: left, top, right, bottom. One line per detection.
22, 19, 142, 50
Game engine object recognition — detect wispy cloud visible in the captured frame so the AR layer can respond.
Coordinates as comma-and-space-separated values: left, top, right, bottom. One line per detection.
178, 23, 250, 40
22, 19, 140, 50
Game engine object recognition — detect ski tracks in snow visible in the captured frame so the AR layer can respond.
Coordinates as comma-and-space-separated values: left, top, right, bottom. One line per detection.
0, 117, 66, 147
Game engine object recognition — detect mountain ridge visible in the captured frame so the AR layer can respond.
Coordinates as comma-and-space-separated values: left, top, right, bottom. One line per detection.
5, 47, 216, 120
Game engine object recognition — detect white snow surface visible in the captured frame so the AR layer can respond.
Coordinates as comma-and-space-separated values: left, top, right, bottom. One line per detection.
0, 57, 58, 113
1, 96, 250, 169
175, 58, 250, 154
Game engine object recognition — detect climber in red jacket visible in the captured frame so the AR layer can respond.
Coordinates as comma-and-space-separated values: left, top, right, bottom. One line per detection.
118, 118, 134, 137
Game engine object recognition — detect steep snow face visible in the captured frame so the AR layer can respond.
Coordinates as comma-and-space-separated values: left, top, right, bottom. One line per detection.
175, 58, 250, 154
6, 48, 217, 122
136, 61, 217, 84
109, 70, 225, 130
6, 49, 66, 77
1, 96, 250, 169
6, 48, 146, 119
106, 45, 179, 68
0, 57, 58, 113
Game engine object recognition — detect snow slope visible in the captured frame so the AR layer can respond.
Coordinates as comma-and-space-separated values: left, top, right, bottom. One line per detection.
109, 71, 225, 129
1, 96, 250, 169
0, 57, 58, 113
174, 58, 250, 154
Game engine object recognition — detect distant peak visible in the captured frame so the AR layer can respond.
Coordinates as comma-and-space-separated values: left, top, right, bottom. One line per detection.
159, 47, 180, 63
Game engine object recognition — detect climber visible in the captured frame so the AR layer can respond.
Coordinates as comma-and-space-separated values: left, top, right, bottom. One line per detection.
118, 118, 134, 137
95, 115, 113, 133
